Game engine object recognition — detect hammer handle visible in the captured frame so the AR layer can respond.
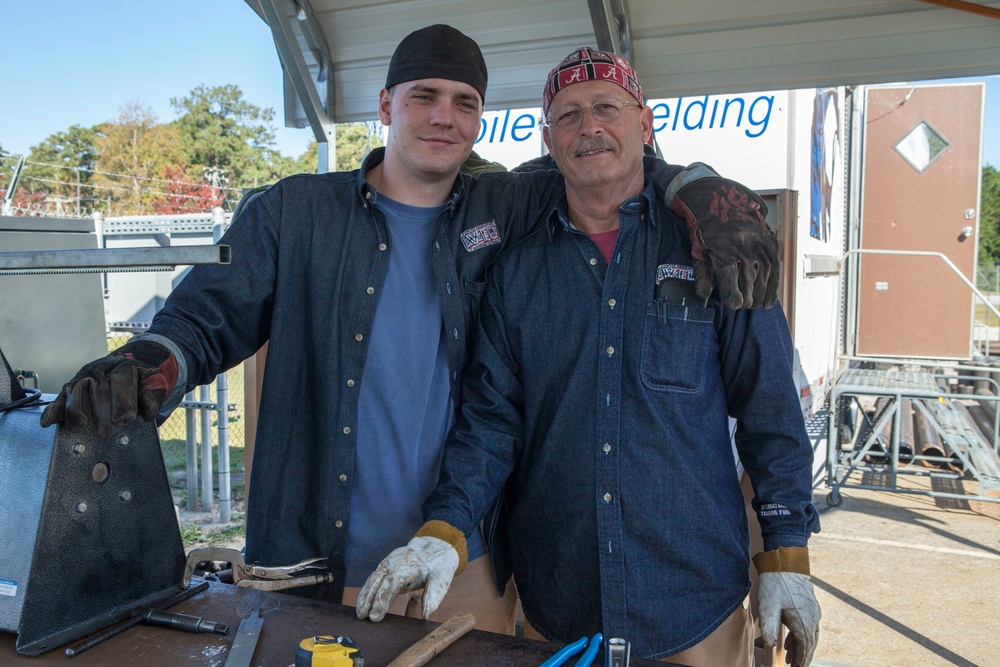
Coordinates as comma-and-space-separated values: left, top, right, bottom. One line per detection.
386, 611, 476, 667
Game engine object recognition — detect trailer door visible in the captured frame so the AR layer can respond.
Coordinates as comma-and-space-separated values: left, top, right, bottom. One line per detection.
857, 83, 984, 360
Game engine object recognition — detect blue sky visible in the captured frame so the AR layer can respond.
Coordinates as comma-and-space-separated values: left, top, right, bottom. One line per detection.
1, 0, 314, 160
2, 1, 998, 168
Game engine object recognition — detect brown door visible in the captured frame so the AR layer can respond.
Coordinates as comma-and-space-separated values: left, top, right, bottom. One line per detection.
857, 83, 984, 359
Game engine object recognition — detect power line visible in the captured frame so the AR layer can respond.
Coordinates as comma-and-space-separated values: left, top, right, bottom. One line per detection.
22, 159, 243, 194
22, 176, 227, 202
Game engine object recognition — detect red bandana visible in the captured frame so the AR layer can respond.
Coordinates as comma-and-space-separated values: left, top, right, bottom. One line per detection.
542, 47, 644, 115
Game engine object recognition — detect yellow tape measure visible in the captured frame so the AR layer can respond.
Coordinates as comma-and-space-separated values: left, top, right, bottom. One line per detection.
295, 635, 363, 667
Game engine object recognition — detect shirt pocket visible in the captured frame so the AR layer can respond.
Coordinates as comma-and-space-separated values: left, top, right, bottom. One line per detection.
640, 301, 714, 393
463, 279, 488, 325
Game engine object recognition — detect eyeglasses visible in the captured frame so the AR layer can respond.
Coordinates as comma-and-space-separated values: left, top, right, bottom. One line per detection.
540, 98, 644, 131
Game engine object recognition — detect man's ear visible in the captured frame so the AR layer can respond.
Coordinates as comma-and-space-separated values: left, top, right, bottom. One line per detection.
378, 88, 393, 126
639, 106, 654, 145
542, 126, 552, 154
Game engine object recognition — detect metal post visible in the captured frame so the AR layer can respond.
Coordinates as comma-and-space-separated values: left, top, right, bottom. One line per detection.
92, 211, 107, 298
211, 207, 232, 523
216, 372, 230, 523
200, 385, 213, 512
185, 390, 198, 512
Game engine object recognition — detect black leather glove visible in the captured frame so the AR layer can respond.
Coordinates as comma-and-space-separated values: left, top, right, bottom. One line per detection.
671, 177, 780, 309
40, 339, 178, 438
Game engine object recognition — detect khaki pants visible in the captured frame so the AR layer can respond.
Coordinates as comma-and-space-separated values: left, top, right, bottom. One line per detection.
341, 555, 517, 635
523, 596, 754, 667
660, 597, 755, 667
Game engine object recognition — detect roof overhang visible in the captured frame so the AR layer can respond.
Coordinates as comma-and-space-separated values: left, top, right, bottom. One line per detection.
244, 0, 1000, 130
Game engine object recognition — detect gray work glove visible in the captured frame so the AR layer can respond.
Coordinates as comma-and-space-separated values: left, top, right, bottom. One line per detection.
670, 176, 779, 309
758, 572, 821, 667
355, 535, 459, 622
39, 339, 178, 438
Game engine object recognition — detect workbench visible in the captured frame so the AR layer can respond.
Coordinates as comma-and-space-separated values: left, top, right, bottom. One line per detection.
0, 581, 673, 666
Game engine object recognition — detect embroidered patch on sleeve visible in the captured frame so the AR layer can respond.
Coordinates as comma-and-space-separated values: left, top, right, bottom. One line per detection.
655, 263, 695, 284
759, 502, 792, 517
461, 221, 501, 252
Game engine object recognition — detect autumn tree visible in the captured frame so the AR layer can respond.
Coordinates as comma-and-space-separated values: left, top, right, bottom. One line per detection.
153, 163, 226, 214
94, 103, 184, 215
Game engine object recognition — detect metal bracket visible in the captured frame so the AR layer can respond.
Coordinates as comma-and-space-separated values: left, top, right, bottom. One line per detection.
587, 0, 632, 61
0, 245, 231, 275
258, 0, 336, 145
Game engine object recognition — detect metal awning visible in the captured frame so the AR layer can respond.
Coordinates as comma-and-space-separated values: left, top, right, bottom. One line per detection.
243, 0, 1000, 136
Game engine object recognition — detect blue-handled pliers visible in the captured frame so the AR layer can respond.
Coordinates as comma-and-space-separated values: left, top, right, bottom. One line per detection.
539, 633, 603, 667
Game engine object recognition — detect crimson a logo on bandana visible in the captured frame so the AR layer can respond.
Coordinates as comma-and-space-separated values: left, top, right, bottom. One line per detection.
655, 263, 695, 284
461, 221, 501, 252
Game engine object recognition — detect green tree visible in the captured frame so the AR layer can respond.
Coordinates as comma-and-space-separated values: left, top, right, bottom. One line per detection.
95, 103, 184, 215
20, 125, 101, 212
293, 123, 384, 174
980, 165, 1000, 269
335, 122, 383, 170
170, 84, 281, 188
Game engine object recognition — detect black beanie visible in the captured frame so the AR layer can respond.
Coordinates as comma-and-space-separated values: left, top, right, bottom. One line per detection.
385, 24, 487, 102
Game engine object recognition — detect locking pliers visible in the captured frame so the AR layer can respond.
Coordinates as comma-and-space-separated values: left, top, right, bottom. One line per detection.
183, 547, 333, 591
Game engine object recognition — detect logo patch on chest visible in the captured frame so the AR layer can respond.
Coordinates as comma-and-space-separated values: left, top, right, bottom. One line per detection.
655, 263, 695, 284
461, 221, 501, 252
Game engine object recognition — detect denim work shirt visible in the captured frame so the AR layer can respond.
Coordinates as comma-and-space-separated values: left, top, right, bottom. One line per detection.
423, 181, 819, 659
144, 147, 694, 601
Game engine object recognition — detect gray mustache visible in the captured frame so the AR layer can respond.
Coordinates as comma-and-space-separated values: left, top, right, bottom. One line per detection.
573, 137, 616, 155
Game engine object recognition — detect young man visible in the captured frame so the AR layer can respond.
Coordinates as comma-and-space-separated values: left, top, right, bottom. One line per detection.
42, 28, 780, 635
357, 48, 821, 666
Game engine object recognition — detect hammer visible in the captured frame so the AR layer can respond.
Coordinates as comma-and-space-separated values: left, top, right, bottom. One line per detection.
386, 612, 476, 667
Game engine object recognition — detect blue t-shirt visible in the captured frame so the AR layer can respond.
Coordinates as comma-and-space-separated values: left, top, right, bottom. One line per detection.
346, 194, 485, 586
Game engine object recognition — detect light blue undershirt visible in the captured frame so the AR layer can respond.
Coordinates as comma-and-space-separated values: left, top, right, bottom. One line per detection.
346, 194, 486, 586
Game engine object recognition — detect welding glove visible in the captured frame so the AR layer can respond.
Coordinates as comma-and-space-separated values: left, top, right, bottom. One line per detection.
356, 535, 461, 622
669, 176, 780, 309
39, 339, 178, 439
757, 572, 821, 667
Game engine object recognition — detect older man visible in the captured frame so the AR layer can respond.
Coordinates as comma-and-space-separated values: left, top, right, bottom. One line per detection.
358, 47, 821, 666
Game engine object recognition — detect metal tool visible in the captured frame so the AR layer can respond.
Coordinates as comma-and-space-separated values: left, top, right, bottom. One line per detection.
224, 605, 264, 667
604, 637, 630, 667
539, 633, 603, 667
183, 547, 334, 591
386, 611, 475, 667
139, 608, 228, 635
295, 635, 363, 666
65, 580, 210, 657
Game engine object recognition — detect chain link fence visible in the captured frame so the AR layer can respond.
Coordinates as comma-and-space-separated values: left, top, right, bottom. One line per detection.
108, 330, 246, 517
